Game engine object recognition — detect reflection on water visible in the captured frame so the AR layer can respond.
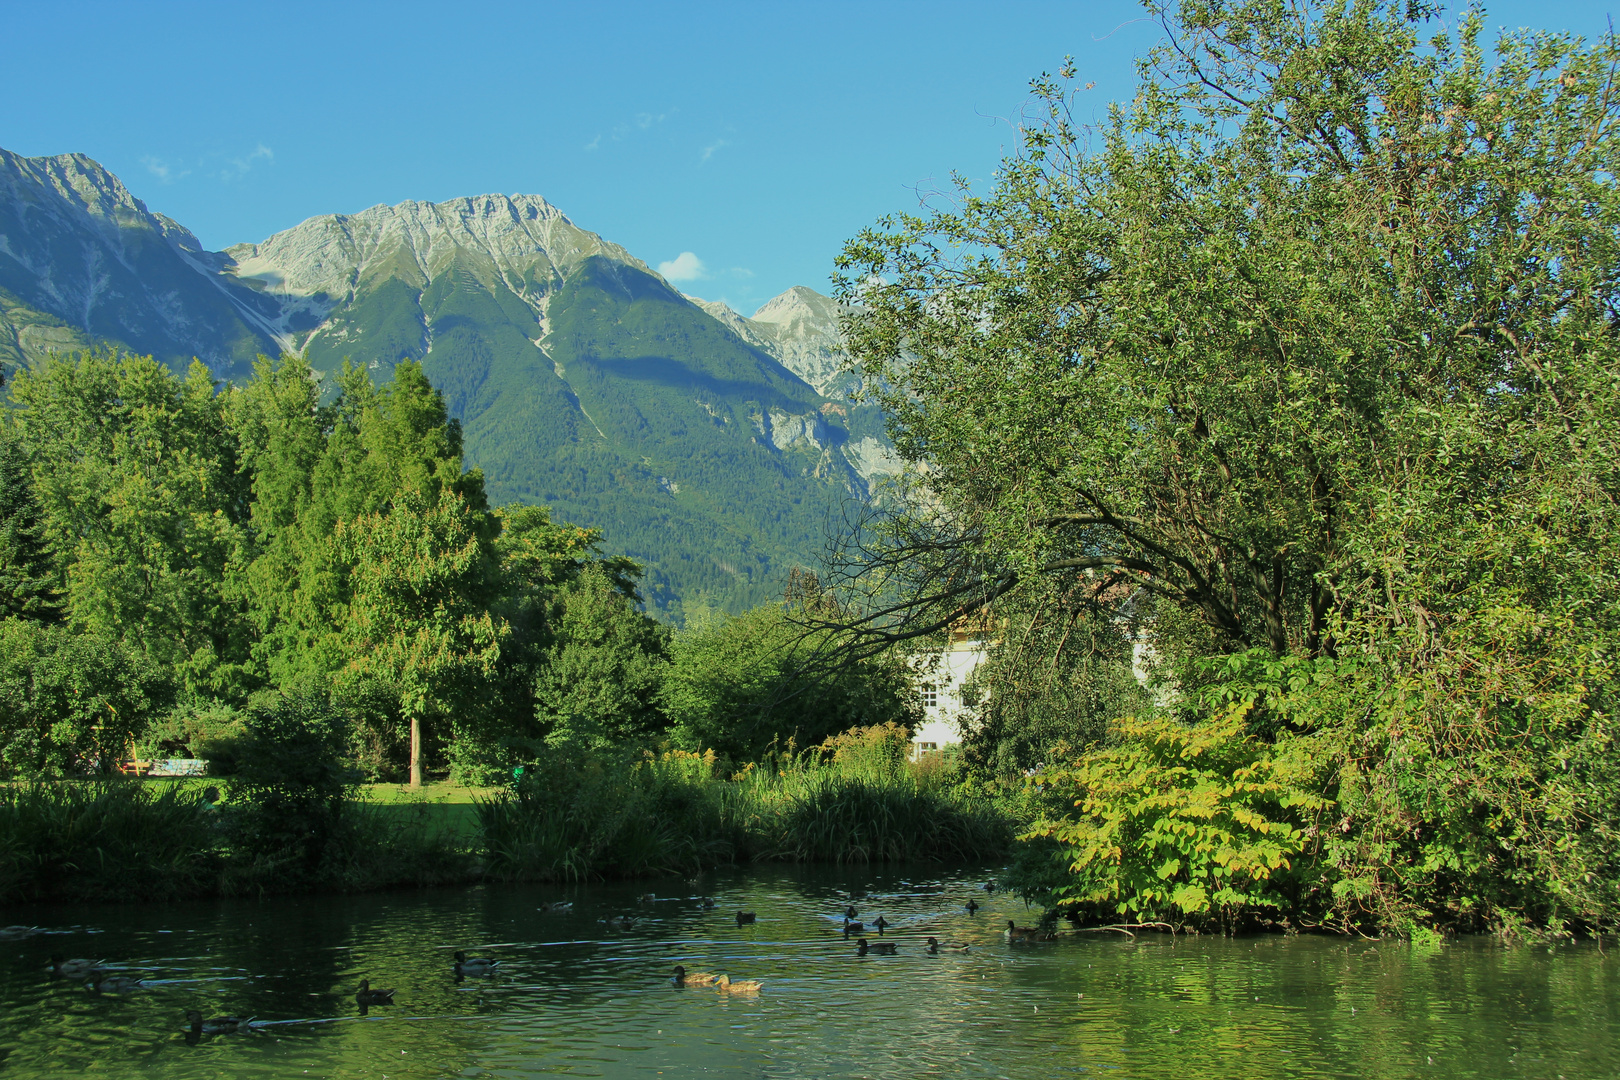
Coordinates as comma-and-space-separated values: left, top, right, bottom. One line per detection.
1, 866, 1615, 1079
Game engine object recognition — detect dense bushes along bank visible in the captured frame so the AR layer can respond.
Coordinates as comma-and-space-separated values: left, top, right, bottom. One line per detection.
0, 743, 1012, 904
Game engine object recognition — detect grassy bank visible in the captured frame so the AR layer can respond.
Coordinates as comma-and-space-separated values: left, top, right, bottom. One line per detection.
0, 781, 477, 903
0, 757, 1015, 902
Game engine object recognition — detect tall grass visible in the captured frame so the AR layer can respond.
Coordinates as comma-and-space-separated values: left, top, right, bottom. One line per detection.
476, 744, 1014, 881
0, 780, 479, 902
0, 781, 220, 902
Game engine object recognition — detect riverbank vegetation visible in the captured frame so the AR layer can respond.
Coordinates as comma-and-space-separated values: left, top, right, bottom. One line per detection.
0, 724, 1009, 902
824, 0, 1620, 939
4, 0, 1616, 941
0, 335, 954, 901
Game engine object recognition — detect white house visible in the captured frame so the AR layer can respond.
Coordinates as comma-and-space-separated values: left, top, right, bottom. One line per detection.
911, 622, 991, 758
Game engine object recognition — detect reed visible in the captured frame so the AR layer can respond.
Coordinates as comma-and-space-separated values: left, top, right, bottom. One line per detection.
0, 781, 220, 902
476, 747, 1013, 881
0, 780, 480, 901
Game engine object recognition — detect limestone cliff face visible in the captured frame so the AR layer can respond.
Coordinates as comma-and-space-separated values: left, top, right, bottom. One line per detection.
0, 149, 279, 378
687, 285, 853, 398
225, 193, 648, 354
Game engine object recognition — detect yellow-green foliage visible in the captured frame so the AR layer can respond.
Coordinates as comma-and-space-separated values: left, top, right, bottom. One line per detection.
818, 722, 911, 776
1026, 704, 1330, 930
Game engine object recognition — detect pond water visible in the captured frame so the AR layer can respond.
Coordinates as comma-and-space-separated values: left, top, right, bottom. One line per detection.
1, 866, 1615, 1079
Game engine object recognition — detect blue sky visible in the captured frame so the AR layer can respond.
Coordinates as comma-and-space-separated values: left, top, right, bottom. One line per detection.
3, 0, 1614, 315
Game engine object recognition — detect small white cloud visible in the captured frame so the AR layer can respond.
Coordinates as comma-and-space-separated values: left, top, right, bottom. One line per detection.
219, 144, 273, 181
584, 134, 601, 152
141, 156, 189, 184
701, 139, 728, 163
728, 266, 754, 278
657, 251, 707, 282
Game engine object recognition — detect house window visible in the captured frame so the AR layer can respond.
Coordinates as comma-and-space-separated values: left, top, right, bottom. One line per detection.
919, 741, 939, 752
921, 684, 937, 709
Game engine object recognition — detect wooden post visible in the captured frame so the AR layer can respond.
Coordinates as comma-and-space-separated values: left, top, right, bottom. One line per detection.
410, 713, 423, 788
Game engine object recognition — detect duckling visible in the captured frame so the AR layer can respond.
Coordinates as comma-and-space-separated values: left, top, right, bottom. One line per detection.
90, 973, 145, 994
873, 915, 890, 935
699, 896, 716, 909
670, 964, 720, 987
48, 955, 102, 980
715, 974, 763, 993
842, 918, 865, 936
925, 936, 970, 954
855, 937, 897, 955
452, 950, 500, 976
355, 979, 396, 1006
983, 881, 996, 894
1004, 920, 1056, 942
539, 901, 573, 913
185, 1009, 244, 1036
735, 911, 756, 927
966, 898, 980, 914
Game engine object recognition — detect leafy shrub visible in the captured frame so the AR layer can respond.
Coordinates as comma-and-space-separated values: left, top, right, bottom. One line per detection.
221, 687, 359, 887
0, 620, 173, 776
1017, 703, 1331, 933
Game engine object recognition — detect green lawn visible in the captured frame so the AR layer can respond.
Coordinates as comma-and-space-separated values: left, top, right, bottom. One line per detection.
357, 782, 502, 838
99, 777, 501, 841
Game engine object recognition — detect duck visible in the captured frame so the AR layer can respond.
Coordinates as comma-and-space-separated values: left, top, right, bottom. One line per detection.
842, 918, 865, 936
185, 1010, 245, 1036
735, 911, 757, 926
638, 893, 657, 904
715, 974, 763, 993
355, 979, 396, 1006
600, 915, 637, 930
671, 964, 720, 987
48, 955, 103, 980
539, 901, 573, 913
855, 937, 897, 955
453, 950, 500, 976
925, 936, 970, 954
699, 896, 716, 909
984, 881, 996, 894
844, 904, 859, 919
873, 915, 890, 935
1004, 920, 1055, 942
90, 973, 145, 994
966, 899, 980, 914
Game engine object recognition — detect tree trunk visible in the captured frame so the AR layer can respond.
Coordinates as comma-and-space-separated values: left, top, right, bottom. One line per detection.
410, 713, 423, 788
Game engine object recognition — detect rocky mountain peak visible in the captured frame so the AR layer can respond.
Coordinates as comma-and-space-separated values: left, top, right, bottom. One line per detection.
751, 284, 842, 332
225, 191, 646, 306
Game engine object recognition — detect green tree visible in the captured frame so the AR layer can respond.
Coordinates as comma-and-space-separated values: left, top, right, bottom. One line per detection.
663, 602, 919, 764
337, 486, 506, 786
834, 0, 1620, 932
0, 426, 60, 622
7, 350, 253, 700
533, 563, 671, 749
235, 356, 492, 689
0, 619, 172, 775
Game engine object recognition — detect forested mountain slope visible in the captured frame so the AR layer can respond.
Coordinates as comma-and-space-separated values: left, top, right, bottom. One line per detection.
0, 150, 895, 616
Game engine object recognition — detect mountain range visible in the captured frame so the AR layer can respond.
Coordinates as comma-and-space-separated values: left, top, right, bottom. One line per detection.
0, 148, 896, 617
